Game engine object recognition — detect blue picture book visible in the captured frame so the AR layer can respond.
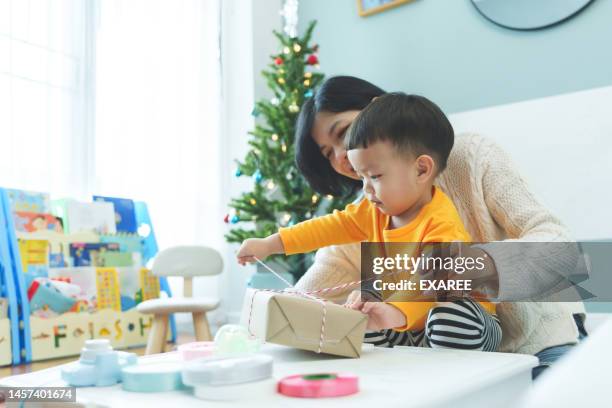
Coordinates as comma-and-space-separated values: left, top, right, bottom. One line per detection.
93, 196, 138, 234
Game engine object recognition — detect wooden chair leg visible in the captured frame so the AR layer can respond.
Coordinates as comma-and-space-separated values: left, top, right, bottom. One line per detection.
193, 312, 212, 341
146, 314, 169, 355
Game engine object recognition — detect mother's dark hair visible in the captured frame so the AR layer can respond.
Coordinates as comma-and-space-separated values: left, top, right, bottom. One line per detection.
295, 76, 385, 196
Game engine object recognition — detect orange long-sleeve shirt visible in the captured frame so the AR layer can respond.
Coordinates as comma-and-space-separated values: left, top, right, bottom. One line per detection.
279, 186, 495, 331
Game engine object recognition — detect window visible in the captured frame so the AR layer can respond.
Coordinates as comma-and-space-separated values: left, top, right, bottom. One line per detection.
0, 0, 94, 197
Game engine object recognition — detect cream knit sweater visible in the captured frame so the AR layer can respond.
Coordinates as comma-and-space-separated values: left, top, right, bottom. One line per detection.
295, 133, 585, 355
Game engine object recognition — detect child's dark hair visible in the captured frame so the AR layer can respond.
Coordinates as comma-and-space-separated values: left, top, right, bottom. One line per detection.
346, 93, 454, 173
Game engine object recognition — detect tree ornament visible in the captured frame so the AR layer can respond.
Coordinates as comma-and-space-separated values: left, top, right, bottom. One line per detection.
271, 97, 280, 106
223, 214, 230, 223
305, 211, 312, 219
304, 72, 312, 79
230, 215, 239, 224
274, 57, 284, 66
271, 133, 279, 141
278, 77, 286, 85
283, 46, 290, 54
303, 79, 311, 87
307, 54, 319, 65
312, 43, 319, 52
251, 106, 261, 117
253, 169, 263, 183
304, 89, 313, 98
235, 168, 242, 177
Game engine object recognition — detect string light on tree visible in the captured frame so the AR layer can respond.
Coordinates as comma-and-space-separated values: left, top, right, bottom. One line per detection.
311, 194, 319, 204
250, 198, 257, 205
281, 143, 287, 153
283, 213, 292, 223
293, 43, 302, 53
267, 180, 275, 190
289, 103, 299, 113
278, 77, 286, 85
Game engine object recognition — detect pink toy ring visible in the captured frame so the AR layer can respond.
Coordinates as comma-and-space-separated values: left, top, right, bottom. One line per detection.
178, 341, 216, 361
277, 373, 359, 398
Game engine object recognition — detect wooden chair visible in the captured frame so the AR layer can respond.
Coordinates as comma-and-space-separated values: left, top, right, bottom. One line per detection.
137, 246, 223, 354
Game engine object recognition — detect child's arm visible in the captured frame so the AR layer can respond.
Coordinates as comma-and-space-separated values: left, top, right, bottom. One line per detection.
236, 199, 373, 264
236, 233, 285, 265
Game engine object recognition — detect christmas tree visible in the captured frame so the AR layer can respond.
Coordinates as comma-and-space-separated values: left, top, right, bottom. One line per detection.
224, 21, 351, 281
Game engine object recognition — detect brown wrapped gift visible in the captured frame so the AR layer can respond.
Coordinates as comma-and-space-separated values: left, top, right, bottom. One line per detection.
241, 288, 368, 358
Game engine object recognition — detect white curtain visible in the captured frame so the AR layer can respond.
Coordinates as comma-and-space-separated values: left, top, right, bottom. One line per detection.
0, 0, 93, 197
94, 0, 222, 251
94, 0, 223, 328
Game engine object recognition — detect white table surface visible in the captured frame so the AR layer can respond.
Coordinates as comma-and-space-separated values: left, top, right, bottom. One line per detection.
0, 344, 538, 408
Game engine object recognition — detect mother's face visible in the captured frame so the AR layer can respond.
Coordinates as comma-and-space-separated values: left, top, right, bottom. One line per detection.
312, 110, 361, 180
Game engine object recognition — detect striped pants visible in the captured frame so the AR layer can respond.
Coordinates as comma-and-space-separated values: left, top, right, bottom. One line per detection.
364, 300, 502, 351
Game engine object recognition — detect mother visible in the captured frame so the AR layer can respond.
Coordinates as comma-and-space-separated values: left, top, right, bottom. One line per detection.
292, 76, 586, 378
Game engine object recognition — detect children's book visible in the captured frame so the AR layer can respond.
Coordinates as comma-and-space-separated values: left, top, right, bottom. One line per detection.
6, 189, 51, 213
65, 200, 117, 234
139, 268, 160, 301
99, 252, 134, 267
95, 268, 121, 311
13, 212, 64, 233
70, 243, 121, 267
93, 196, 138, 234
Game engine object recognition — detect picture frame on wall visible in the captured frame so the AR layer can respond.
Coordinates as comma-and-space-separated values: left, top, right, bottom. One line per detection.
357, 0, 414, 17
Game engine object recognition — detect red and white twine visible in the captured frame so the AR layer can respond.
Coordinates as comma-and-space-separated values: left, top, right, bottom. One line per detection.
247, 257, 364, 354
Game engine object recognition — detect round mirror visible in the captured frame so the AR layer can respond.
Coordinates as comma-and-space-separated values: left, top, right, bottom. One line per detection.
471, 0, 595, 31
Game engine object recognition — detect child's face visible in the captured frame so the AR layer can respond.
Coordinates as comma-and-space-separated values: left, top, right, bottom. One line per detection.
347, 140, 432, 217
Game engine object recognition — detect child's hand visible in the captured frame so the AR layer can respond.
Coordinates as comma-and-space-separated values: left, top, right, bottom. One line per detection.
351, 301, 407, 331
236, 234, 285, 265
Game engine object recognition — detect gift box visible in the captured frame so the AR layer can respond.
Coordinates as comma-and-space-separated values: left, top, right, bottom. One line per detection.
240, 289, 367, 358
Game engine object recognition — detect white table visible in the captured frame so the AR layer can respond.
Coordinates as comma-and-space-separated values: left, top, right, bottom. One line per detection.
0, 344, 537, 408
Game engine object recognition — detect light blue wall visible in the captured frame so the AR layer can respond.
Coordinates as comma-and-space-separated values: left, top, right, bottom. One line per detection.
298, 0, 612, 113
